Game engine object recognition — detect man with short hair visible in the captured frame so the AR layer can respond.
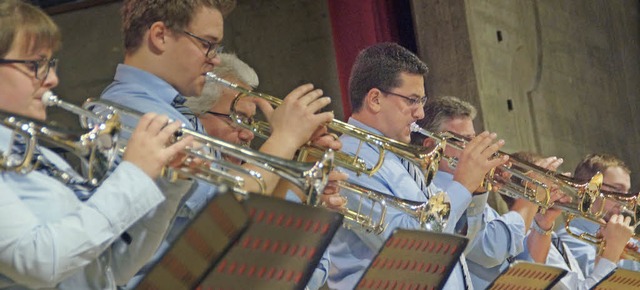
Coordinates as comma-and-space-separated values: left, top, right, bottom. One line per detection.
556, 153, 640, 275
412, 96, 558, 289
328, 43, 508, 289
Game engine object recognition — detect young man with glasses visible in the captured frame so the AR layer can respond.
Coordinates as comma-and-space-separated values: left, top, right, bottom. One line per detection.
327, 42, 509, 289
0, 1, 192, 288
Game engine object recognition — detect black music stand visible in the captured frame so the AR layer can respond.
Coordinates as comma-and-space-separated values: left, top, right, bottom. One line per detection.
198, 193, 344, 290
590, 268, 640, 290
487, 261, 567, 290
135, 189, 250, 290
356, 229, 468, 289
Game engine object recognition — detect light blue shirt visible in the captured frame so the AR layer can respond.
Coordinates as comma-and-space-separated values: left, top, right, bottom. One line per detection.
434, 171, 526, 290
516, 232, 616, 290
0, 125, 184, 289
101, 64, 218, 222
556, 217, 640, 276
327, 118, 472, 290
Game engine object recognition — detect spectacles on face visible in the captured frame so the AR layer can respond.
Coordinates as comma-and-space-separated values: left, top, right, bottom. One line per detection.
378, 88, 427, 107
183, 31, 223, 59
0, 57, 58, 81
204, 111, 254, 130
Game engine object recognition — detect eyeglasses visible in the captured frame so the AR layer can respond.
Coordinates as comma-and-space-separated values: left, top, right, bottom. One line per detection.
204, 111, 254, 129
378, 88, 427, 107
0, 57, 58, 81
183, 31, 223, 58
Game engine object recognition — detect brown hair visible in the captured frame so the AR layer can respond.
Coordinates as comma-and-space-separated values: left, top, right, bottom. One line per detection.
411, 96, 477, 145
0, 0, 61, 57
348, 42, 428, 113
573, 153, 631, 182
121, 0, 236, 53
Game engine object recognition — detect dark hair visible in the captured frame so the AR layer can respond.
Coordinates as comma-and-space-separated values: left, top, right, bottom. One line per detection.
0, 0, 61, 57
348, 42, 428, 112
411, 96, 477, 145
574, 153, 631, 182
121, 0, 236, 52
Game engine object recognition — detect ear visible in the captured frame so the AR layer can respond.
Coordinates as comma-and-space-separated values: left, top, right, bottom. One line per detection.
147, 21, 170, 53
423, 137, 436, 148
364, 88, 382, 112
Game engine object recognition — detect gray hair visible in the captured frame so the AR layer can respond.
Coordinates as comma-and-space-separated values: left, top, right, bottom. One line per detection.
411, 96, 477, 145
185, 52, 259, 115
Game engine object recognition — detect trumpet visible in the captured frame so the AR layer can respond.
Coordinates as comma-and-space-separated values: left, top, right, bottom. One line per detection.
205, 72, 445, 186
205, 73, 451, 233
0, 92, 119, 187
561, 190, 640, 261
76, 98, 335, 200
311, 181, 450, 234
410, 123, 604, 212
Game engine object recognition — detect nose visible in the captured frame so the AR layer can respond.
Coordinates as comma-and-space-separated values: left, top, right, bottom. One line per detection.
207, 54, 221, 66
238, 128, 254, 143
42, 69, 59, 89
413, 104, 425, 120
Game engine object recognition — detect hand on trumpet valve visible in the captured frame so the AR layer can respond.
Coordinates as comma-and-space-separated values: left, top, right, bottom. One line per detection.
453, 131, 509, 193
598, 214, 635, 262
123, 113, 193, 179
310, 130, 342, 151
260, 83, 334, 151
319, 170, 348, 210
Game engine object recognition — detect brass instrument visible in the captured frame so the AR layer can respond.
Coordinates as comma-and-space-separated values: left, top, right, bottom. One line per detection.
316, 181, 450, 234
206, 73, 451, 233
410, 123, 604, 212
561, 190, 640, 261
0, 92, 119, 186
205, 72, 445, 186
79, 99, 335, 200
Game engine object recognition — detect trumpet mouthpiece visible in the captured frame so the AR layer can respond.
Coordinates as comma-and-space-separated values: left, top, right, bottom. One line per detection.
41, 91, 58, 107
410, 122, 421, 133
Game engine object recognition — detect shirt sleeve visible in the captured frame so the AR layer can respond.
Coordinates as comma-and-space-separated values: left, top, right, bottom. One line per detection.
465, 209, 526, 268
0, 161, 164, 288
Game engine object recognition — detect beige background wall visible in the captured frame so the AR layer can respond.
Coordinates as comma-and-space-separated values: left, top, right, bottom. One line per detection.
412, 0, 640, 190
49, 0, 639, 190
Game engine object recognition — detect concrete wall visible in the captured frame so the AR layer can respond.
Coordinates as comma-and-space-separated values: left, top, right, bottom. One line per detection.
48, 0, 341, 129
49, 0, 639, 190
412, 0, 640, 190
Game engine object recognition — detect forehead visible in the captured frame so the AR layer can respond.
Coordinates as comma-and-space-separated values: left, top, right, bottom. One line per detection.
396, 72, 425, 94
6, 31, 54, 58
188, 6, 224, 41
603, 166, 631, 185
440, 117, 476, 136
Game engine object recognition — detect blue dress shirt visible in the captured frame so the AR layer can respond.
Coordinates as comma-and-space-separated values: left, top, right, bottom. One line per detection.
516, 233, 616, 289
433, 171, 526, 290
556, 217, 640, 276
101, 64, 218, 222
327, 118, 472, 290
0, 125, 184, 289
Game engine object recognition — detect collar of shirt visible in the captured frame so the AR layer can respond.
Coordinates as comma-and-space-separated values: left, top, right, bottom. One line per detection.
113, 64, 180, 107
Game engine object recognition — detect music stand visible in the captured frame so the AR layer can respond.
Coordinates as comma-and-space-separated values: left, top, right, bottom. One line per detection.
356, 229, 468, 289
135, 189, 250, 290
487, 261, 567, 290
198, 193, 344, 290
590, 268, 640, 290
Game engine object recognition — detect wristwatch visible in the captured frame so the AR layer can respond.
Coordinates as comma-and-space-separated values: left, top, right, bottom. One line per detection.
532, 219, 554, 236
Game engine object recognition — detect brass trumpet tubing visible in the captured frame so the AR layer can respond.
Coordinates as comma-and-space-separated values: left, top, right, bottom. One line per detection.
564, 214, 640, 261
0, 113, 38, 174
85, 98, 336, 200
208, 72, 443, 183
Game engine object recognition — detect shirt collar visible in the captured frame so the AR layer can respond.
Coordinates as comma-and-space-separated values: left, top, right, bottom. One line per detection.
347, 117, 385, 136
113, 64, 180, 106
